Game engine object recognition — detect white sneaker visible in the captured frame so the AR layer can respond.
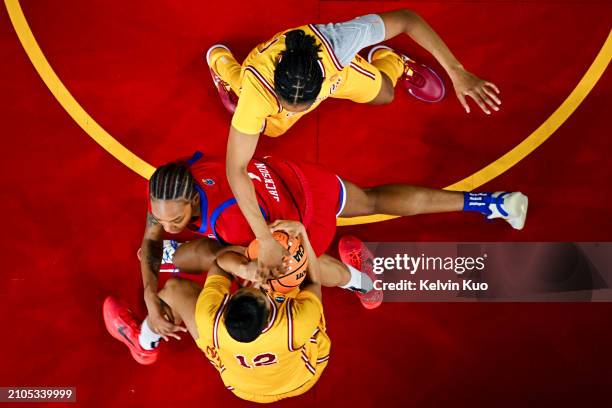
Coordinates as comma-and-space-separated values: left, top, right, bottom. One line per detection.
160, 240, 181, 272
137, 241, 181, 272
487, 192, 529, 230
205, 44, 238, 113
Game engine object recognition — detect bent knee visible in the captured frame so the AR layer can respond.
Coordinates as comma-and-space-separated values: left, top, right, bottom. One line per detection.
161, 277, 199, 301
341, 182, 377, 217
173, 239, 220, 271
172, 246, 190, 270
163, 277, 183, 293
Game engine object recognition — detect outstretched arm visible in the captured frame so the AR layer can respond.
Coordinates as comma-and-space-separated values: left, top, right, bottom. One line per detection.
379, 9, 501, 114
226, 126, 288, 280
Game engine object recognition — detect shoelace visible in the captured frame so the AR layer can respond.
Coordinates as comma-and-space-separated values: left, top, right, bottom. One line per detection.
404, 68, 426, 88
348, 249, 363, 269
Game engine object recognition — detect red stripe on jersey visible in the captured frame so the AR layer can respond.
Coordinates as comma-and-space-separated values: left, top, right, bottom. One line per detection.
317, 355, 330, 364
350, 62, 376, 80
309, 24, 344, 71
287, 299, 297, 351
302, 356, 316, 375
213, 295, 229, 349
261, 292, 278, 334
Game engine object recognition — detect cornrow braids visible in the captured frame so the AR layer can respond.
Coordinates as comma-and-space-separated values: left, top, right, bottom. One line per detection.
274, 30, 323, 105
149, 162, 198, 202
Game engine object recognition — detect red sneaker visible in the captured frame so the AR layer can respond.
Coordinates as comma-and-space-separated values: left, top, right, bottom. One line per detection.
368, 45, 445, 103
338, 236, 383, 309
103, 296, 159, 365
205, 44, 238, 113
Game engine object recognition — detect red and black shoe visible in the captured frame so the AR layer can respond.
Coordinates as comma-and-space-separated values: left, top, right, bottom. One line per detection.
103, 296, 159, 365
338, 235, 383, 310
205, 44, 238, 114
368, 45, 446, 103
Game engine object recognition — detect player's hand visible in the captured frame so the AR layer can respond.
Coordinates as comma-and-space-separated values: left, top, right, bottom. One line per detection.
144, 293, 187, 341
257, 236, 289, 280
269, 220, 306, 239
450, 66, 501, 115
251, 279, 271, 291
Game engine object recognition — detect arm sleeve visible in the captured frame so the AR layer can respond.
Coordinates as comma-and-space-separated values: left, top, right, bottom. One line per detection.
231, 71, 277, 135
290, 290, 324, 347
314, 14, 386, 67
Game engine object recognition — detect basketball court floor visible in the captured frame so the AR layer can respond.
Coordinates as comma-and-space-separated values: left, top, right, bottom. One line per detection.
1, 0, 611, 406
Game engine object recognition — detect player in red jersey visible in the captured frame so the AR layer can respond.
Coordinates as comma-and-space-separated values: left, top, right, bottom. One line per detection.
108, 151, 526, 363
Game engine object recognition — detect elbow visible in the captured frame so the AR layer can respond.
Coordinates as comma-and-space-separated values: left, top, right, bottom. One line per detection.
400, 9, 421, 32
226, 160, 248, 182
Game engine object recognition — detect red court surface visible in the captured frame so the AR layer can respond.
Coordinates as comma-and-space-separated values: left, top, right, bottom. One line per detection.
1, 0, 611, 406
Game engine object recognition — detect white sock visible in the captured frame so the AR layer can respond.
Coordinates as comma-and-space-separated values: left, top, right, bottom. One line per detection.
339, 264, 374, 293
139, 318, 162, 350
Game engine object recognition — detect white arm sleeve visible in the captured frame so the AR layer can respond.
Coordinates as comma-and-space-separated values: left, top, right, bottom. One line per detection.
314, 14, 386, 67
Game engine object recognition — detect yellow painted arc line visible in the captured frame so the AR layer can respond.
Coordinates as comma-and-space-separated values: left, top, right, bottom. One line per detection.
5, 0, 156, 179
5, 0, 611, 226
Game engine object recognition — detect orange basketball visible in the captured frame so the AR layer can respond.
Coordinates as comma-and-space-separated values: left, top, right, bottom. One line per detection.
245, 231, 309, 293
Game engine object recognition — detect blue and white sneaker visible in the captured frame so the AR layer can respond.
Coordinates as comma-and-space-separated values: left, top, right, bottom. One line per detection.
136, 240, 181, 273
464, 191, 529, 230
160, 240, 181, 273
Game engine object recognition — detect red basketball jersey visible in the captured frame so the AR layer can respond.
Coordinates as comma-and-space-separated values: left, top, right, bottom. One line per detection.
151, 151, 341, 255
171, 152, 311, 245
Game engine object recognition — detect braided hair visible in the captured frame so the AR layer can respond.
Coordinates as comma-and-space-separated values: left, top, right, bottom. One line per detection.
149, 162, 197, 202
274, 30, 323, 105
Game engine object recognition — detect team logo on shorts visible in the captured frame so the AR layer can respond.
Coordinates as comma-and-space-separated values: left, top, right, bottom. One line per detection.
202, 178, 215, 185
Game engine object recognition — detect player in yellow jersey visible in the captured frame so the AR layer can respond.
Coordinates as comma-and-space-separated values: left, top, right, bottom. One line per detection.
205, 9, 503, 280
104, 220, 331, 403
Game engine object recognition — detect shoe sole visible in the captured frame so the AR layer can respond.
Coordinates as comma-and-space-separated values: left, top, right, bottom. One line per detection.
507, 193, 529, 230
205, 44, 231, 67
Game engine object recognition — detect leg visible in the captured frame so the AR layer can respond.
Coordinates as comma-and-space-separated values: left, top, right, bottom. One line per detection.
332, 55, 392, 105
340, 180, 529, 230
318, 254, 376, 304
103, 279, 203, 365
208, 46, 242, 94
318, 254, 351, 287
340, 180, 463, 217
368, 73, 395, 105
367, 47, 405, 105
155, 277, 202, 340
173, 238, 222, 273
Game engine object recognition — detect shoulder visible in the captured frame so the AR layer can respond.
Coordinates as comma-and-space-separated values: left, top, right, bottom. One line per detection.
195, 275, 232, 332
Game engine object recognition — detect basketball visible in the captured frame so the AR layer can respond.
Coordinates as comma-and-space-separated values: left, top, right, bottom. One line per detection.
245, 231, 309, 293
